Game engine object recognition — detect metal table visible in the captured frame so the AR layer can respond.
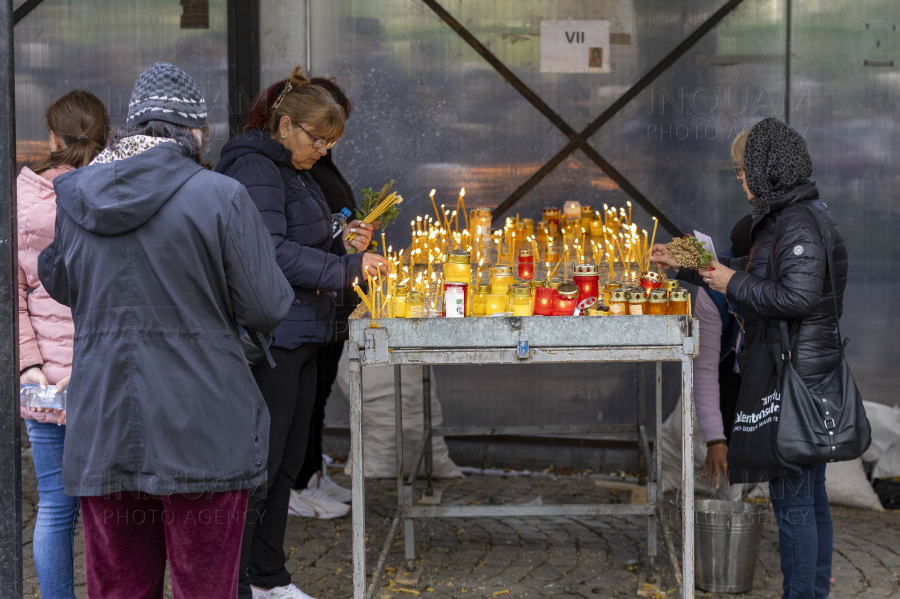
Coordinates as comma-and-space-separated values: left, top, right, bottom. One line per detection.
348, 311, 698, 599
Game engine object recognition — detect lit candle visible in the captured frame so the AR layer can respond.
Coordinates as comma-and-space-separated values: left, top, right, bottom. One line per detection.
430, 189, 441, 222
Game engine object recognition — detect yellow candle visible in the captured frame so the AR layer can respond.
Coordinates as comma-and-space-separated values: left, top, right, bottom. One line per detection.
485, 293, 508, 315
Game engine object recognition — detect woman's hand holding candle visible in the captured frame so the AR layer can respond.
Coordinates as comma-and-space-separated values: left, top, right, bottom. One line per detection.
344, 220, 374, 252
362, 253, 390, 278
650, 243, 680, 274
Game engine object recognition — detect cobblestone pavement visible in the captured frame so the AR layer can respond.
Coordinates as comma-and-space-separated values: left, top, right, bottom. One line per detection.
20, 454, 900, 598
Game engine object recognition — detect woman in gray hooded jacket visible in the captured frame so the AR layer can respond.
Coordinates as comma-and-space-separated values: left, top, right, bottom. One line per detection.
39, 62, 293, 599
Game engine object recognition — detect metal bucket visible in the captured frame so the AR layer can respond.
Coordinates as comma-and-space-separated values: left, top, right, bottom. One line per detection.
694, 499, 769, 593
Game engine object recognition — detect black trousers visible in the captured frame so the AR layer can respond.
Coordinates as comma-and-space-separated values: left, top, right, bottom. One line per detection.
719, 350, 742, 443
294, 340, 344, 489
238, 344, 317, 597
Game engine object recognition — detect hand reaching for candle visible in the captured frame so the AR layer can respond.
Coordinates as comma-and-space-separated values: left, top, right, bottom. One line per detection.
344, 220, 373, 253
701, 261, 735, 294
650, 243, 680, 273
361, 253, 389, 278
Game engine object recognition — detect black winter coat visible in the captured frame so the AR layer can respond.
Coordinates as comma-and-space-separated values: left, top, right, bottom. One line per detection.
681, 183, 847, 385
309, 150, 360, 342
215, 129, 364, 348
38, 142, 294, 496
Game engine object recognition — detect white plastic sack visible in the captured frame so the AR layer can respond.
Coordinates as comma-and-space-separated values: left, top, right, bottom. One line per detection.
872, 441, 900, 480
335, 357, 461, 479
860, 401, 900, 468
825, 458, 884, 511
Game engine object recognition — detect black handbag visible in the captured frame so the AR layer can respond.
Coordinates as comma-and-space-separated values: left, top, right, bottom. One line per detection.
239, 327, 277, 369
774, 206, 871, 464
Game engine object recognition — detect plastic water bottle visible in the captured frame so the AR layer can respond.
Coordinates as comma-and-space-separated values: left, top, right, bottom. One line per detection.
20, 383, 67, 411
331, 207, 353, 239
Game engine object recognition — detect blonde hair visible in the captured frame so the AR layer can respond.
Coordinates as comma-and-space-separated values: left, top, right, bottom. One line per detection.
268, 65, 345, 141
731, 128, 750, 165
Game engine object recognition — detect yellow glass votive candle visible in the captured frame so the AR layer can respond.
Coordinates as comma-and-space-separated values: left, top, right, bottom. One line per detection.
393, 285, 408, 318
406, 291, 424, 318
442, 249, 471, 283
472, 284, 491, 316
489, 265, 514, 296
485, 293, 508, 315
589, 219, 603, 237
508, 283, 533, 317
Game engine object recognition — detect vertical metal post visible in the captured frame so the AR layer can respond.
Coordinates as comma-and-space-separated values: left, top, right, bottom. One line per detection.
348, 343, 366, 599
0, 0, 22, 595
636, 363, 647, 481
655, 362, 663, 504
681, 355, 695, 599
226, 0, 260, 134
422, 365, 433, 496
784, 0, 792, 124
394, 365, 403, 497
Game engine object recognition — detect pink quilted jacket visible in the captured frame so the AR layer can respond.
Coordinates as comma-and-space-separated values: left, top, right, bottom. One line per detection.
18, 165, 74, 423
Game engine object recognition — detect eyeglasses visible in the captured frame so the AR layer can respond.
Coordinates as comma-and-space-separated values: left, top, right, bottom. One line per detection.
296, 123, 337, 150
733, 164, 745, 176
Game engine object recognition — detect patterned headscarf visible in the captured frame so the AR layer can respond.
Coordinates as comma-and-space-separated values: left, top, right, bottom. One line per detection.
743, 118, 812, 222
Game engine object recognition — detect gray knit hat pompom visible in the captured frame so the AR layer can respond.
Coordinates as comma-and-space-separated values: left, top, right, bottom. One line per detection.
126, 62, 208, 128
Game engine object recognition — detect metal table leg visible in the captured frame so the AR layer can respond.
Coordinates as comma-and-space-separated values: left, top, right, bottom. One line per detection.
423, 365, 434, 497
349, 343, 366, 599
681, 354, 695, 599
637, 363, 647, 482
646, 362, 658, 571
396, 366, 417, 570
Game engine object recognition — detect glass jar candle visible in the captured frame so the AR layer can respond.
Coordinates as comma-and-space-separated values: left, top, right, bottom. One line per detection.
563, 200, 582, 220
668, 287, 689, 315
647, 288, 668, 315
627, 287, 648, 315
394, 285, 409, 318
406, 291, 425, 318
524, 218, 535, 237
470, 208, 492, 243
536, 221, 550, 246
542, 208, 561, 236
472, 284, 491, 316
546, 245, 561, 263
663, 279, 678, 294
608, 289, 628, 315
443, 249, 471, 283
533, 284, 555, 316
489, 265, 514, 296
589, 219, 603, 237
639, 270, 662, 295
442, 281, 468, 318
573, 263, 600, 305
581, 205, 593, 229
485, 291, 508, 315
553, 283, 580, 316
530, 279, 544, 311
517, 249, 535, 280
508, 283, 533, 317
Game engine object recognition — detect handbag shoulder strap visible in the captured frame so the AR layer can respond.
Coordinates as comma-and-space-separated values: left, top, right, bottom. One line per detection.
801, 204, 844, 359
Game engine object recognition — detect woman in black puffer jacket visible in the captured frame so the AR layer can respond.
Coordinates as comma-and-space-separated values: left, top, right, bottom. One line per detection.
654, 118, 846, 599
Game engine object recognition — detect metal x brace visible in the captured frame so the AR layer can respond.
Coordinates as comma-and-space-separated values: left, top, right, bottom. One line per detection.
421, 0, 746, 236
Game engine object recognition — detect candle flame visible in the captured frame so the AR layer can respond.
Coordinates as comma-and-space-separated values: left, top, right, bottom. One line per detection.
460, 188, 465, 197
627, 201, 632, 207
430, 189, 436, 197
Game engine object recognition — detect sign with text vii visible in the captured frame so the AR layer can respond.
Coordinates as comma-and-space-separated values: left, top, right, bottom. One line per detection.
540, 20, 611, 73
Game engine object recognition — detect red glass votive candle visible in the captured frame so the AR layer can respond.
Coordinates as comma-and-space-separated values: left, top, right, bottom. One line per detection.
639, 270, 662, 295
573, 263, 599, 305
534, 285, 556, 316
517, 249, 535, 281
552, 283, 580, 316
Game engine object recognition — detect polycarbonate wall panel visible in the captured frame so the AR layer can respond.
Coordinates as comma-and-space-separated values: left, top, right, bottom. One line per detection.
14, 0, 229, 167
791, 2, 900, 402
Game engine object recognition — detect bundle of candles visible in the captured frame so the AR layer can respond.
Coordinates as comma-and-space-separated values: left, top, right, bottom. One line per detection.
350, 191, 690, 319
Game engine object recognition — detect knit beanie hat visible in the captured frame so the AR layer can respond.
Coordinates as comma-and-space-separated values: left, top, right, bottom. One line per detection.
126, 62, 208, 128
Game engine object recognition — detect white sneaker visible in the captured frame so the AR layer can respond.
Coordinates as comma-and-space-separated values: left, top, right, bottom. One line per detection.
251, 586, 272, 599
266, 584, 314, 599
288, 487, 350, 519
318, 470, 353, 504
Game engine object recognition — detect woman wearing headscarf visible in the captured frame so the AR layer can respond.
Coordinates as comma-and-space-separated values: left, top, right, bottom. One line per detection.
653, 118, 847, 599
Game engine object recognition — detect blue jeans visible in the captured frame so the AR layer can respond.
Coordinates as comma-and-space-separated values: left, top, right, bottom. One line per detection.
25, 419, 79, 599
769, 462, 832, 599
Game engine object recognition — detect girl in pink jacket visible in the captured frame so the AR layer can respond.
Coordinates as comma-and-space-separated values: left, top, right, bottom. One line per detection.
18, 90, 109, 599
